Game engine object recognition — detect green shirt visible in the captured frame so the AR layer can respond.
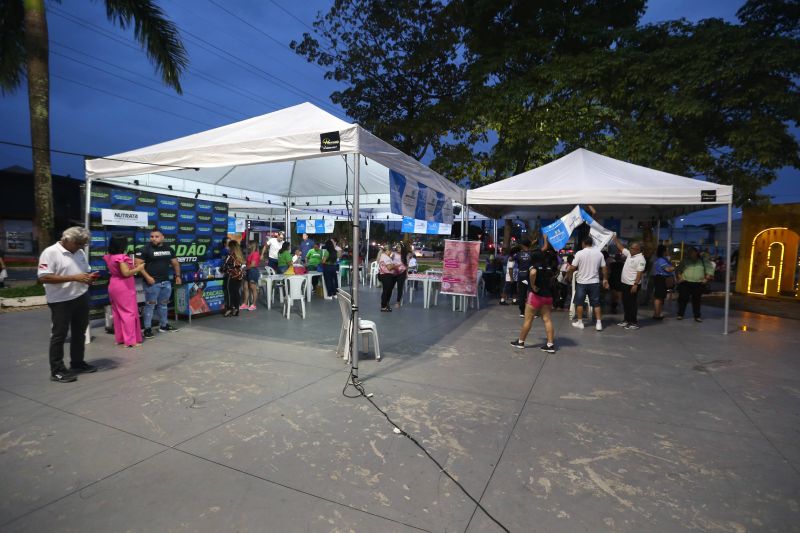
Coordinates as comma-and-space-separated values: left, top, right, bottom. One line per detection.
677, 257, 714, 283
306, 248, 321, 267
278, 251, 293, 267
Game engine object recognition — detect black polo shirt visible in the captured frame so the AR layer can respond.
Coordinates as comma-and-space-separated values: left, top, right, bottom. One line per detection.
136, 243, 176, 283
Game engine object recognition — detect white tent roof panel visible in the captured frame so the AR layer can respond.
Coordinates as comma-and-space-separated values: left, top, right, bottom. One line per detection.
86, 102, 464, 204
467, 149, 733, 211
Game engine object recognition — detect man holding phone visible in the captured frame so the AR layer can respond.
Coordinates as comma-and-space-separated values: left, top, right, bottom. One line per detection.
135, 229, 182, 339
38, 226, 98, 383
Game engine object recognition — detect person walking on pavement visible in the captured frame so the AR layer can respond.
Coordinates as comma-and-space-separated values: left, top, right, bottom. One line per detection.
612, 235, 646, 330
675, 246, 715, 322
510, 247, 559, 352
566, 236, 609, 331
38, 226, 98, 382
514, 240, 533, 317
135, 229, 182, 339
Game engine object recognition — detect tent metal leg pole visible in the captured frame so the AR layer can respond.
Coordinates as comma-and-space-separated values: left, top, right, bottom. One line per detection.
462, 203, 469, 312
364, 216, 371, 285
285, 205, 291, 248
724, 202, 732, 335
351, 153, 361, 380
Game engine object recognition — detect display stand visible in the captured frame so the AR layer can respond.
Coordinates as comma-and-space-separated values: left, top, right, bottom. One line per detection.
173, 277, 227, 324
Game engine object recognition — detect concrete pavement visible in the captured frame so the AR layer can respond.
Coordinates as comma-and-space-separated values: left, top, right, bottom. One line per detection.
0, 285, 798, 532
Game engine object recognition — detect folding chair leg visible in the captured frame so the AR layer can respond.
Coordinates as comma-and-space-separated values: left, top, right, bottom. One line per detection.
371, 330, 381, 361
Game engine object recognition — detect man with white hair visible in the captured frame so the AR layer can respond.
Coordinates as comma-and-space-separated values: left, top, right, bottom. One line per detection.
38, 226, 98, 383
612, 235, 647, 330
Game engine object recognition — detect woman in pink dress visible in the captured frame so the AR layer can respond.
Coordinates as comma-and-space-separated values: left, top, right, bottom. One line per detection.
104, 236, 144, 347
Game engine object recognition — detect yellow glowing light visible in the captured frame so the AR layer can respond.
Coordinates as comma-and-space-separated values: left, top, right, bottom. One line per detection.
747, 227, 788, 295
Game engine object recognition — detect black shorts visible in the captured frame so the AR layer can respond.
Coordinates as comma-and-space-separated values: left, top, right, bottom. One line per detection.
653, 276, 667, 299
246, 268, 261, 283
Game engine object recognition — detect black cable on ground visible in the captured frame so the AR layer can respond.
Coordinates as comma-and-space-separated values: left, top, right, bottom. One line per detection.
341, 371, 511, 532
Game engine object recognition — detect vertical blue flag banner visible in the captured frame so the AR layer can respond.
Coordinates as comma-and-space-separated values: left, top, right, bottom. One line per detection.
542, 205, 615, 250
389, 170, 454, 224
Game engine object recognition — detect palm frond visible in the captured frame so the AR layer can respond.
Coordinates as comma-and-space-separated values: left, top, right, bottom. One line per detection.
0, 0, 26, 93
103, 0, 188, 93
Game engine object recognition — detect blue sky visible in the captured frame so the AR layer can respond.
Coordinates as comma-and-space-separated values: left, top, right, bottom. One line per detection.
0, 0, 796, 223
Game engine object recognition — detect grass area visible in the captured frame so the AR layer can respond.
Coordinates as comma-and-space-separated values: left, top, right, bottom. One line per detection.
0, 283, 45, 298
2, 259, 37, 267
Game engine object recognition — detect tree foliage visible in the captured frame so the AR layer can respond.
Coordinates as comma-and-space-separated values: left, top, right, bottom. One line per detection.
292, 0, 465, 160
298, 1, 798, 207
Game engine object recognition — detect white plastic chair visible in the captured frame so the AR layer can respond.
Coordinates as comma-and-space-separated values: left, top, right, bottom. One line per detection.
337, 289, 381, 362
369, 261, 378, 287
260, 266, 284, 307
283, 275, 307, 319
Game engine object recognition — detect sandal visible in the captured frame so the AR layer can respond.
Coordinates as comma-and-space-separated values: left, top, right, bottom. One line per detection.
223, 310, 233, 317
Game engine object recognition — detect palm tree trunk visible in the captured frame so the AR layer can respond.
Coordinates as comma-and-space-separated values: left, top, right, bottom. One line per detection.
24, 0, 54, 253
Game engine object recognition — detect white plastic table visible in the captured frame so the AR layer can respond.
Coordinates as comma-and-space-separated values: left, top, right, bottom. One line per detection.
259, 274, 286, 309
406, 273, 443, 309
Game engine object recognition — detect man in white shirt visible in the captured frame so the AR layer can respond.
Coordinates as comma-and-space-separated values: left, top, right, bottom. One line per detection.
612, 235, 647, 330
262, 231, 284, 271
37, 227, 98, 383
567, 236, 608, 331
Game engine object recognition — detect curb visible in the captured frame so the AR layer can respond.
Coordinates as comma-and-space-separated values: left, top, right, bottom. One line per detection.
0, 296, 48, 308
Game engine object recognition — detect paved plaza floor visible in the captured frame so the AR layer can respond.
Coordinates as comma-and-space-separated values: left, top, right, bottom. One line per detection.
1, 285, 798, 532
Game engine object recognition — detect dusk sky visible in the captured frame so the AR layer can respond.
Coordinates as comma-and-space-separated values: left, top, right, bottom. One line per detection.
1, 0, 796, 224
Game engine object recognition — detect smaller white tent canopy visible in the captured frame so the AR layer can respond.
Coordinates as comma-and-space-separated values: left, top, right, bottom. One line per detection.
467, 148, 732, 219
468, 148, 735, 334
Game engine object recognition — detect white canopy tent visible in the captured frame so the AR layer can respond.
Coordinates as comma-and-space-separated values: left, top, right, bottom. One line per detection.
467, 148, 735, 333
86, 102, 466, 378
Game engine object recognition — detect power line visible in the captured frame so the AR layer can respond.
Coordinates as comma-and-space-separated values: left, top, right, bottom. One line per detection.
51, 39, 250, 120
207, 0, 294, 53
179, 29, 348, 119
189, 70, 284, 110
0, 140, 199, 170
50, 49, 243, 122
266, 0, 337, 52
267, 0, 316, 35
47, 12, 281, 113
50, 3, 348, 120
52, 73, 217, 128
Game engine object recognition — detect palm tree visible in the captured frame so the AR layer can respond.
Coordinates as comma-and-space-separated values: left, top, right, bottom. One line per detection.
0, 0, 187, 253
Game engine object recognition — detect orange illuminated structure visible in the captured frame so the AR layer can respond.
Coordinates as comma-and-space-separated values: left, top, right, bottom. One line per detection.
737, 204, 800, 300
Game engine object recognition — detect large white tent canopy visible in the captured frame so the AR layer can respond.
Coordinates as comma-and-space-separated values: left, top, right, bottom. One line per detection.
86, 102, 464, 209
467, 148, 733, 220
85, 102, 467, 377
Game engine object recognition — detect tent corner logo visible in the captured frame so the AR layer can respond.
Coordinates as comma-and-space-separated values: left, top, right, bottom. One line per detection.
701, 190, 717, 202
320, 131, 340, 152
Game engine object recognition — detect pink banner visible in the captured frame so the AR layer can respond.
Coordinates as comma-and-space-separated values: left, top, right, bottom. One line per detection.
440, 240, 481, 296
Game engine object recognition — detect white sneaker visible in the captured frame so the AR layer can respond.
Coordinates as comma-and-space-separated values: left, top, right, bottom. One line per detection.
571, 320, 584, 329
595, 320, 603, 331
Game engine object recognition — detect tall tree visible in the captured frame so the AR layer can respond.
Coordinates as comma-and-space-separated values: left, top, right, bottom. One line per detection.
440, 0, 799, 206
291, 0, 465, 161
0, 0, 187, 252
